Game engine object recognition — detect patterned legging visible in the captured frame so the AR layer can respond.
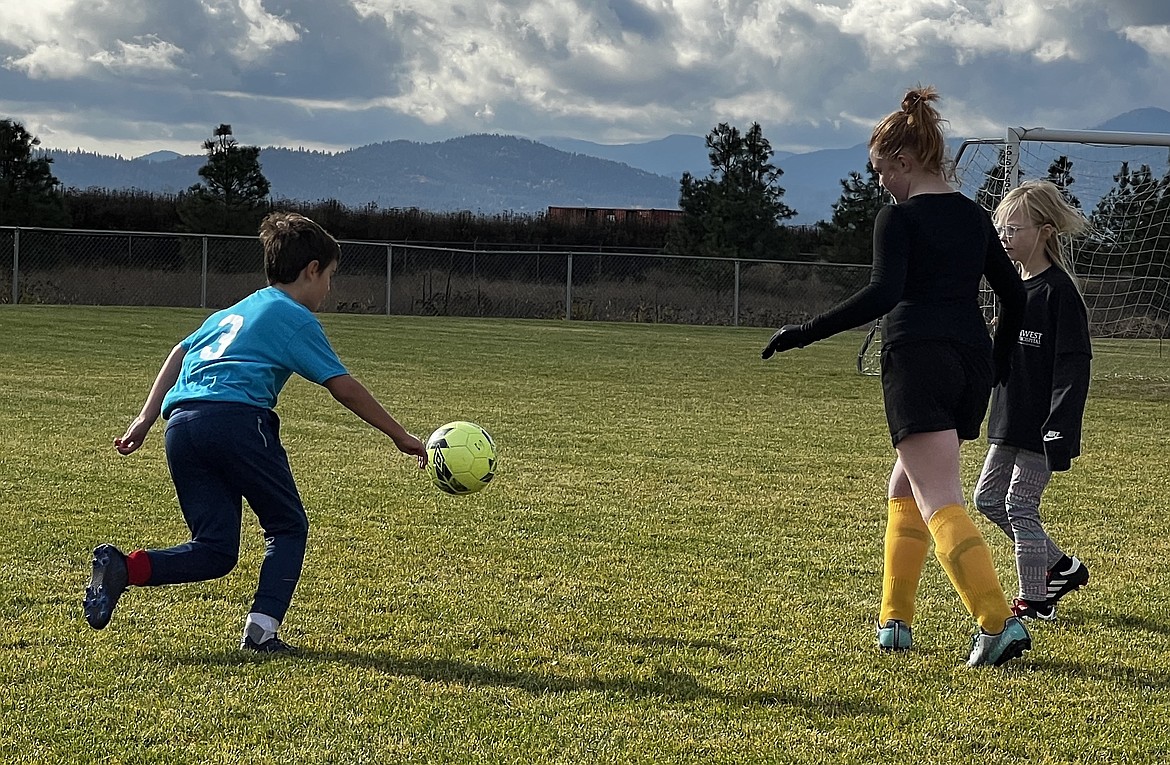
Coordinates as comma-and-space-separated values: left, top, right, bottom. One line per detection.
972, 444, 1065, 602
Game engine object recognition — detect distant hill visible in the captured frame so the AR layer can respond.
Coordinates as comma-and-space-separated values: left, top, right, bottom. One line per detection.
46, 149, 204, 194
135, 150, 184, 163
539, 134, 710, 179
47, 135, 682, 215
263, 135, 682, 212
1090, 107, 1170, 134
539, 134, 795, 180
43, 108, 1170, 225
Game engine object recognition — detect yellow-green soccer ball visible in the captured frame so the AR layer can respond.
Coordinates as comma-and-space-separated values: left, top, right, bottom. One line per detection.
425, 421, 497, 495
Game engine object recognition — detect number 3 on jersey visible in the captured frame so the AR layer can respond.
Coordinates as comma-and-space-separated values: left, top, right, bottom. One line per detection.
200, 314, 245, 360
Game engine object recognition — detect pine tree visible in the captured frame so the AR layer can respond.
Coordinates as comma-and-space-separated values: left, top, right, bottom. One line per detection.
1088, 162, 1165, 271
668, 122, 797, 261
0, 118, 69, 226
1045, 155, 1080, 208
818, 163, 884, 264
178, 124, 271, 235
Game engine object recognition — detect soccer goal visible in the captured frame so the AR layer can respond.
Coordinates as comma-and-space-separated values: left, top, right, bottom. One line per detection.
858, 126, 1170, 378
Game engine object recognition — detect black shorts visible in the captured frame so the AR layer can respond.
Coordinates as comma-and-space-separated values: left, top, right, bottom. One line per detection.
880, 340, 993, 446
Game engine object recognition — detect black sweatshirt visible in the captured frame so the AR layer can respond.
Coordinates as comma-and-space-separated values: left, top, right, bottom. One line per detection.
986, 266, 1092, 471
802, 193, 1025, 355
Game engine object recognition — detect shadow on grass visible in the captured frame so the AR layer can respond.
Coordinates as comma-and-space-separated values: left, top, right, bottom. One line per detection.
179, 648, 883, 716
1018, 606, 1170, 686
327, 651, 885, 716
1020, 655, 1170, 689
605, 632, 743, 656
1092, 611, 1170, 638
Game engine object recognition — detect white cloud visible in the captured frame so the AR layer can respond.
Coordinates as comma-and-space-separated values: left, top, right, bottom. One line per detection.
232, 0, 300, 60
3, 0, 298, 80
1, 0, 1168, 158
6, 35, 184, 81
6, 43, 90, 80
90, 37, 184, 75
0, 0, 75, 45
1122, 24, 1170, 57
816, 0, 1091, 64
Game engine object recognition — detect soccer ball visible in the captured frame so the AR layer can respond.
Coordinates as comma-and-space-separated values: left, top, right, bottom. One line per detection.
425, 421, 497, 495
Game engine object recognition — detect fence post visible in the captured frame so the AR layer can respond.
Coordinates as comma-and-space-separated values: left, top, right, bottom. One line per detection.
200, 236, 208, 308
733, 260, 741, 327
565, 251, 573, 321
474, 249, 480, 316
12, 228, 19, 305
385, 243, 393, 316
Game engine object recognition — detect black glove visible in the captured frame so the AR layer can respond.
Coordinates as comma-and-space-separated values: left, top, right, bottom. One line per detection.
761, 324, 807, 359
991, 335, 1012, 386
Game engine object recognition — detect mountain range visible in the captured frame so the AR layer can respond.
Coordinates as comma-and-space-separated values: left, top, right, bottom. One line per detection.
43, 108, 1170, 225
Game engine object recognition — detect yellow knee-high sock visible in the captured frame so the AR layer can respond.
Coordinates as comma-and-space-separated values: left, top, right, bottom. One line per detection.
880, 496, 930, 625
928, 504, 1013, 633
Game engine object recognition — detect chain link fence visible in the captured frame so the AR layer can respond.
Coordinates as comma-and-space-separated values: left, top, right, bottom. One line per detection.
1, 226, 873, 328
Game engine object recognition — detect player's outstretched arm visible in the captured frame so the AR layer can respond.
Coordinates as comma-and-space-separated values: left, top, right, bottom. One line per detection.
114, 343, 186, 455
324, 374, 427, 468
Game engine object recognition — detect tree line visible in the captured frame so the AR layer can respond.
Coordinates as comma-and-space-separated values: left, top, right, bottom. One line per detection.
5, 115, 1166, 274
3, 118, 836, 255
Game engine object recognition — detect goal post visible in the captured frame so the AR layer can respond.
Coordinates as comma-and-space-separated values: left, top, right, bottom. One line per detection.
858, 126, 1170, 377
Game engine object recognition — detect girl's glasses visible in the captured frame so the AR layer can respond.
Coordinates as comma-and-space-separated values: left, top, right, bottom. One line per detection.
995, 224, 1034, 241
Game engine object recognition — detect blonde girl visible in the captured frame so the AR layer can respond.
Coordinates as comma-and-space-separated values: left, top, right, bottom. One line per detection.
973, 180, 1092, 620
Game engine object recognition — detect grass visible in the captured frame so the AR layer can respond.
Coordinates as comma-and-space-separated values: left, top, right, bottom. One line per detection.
1, 305, 1168, 764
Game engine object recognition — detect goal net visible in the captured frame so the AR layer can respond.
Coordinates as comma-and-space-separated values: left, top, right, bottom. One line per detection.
859, 127, 1170, 380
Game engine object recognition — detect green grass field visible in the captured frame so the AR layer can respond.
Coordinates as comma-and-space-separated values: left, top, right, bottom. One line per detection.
1, 305, 1168, 764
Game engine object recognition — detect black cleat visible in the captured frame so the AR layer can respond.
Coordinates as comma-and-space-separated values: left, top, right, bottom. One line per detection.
240, 623, 297, 654
1047, 556, 1089, 606
84, 544, 129, 630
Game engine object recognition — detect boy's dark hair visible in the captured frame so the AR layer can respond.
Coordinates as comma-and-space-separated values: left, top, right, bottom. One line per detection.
259, 212, 341, 284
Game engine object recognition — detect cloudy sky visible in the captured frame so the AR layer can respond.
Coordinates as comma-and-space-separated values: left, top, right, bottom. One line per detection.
2, 0, 1169, 159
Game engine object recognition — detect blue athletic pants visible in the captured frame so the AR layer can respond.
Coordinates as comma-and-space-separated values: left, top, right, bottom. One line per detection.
147, 402, 309, 622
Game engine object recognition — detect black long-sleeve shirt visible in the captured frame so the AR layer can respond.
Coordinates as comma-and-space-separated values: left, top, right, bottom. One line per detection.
986, 266, 1092, 471
801, 192, 1025, 354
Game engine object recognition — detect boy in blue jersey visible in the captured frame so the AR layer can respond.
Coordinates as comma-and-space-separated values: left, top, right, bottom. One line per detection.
84, 212, 428, 653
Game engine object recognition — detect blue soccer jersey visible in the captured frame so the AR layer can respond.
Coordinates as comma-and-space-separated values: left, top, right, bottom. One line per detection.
162, 287, 348, 418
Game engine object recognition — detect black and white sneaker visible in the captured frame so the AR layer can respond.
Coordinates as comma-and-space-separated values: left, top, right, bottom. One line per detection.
1047, 556, 1089, 605
84, 544, 129, 630
240, 623, 297, 654
240, 634, 297, 653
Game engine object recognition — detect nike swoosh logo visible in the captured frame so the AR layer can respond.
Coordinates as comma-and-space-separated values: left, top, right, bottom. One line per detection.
1042, 432, 1062, 442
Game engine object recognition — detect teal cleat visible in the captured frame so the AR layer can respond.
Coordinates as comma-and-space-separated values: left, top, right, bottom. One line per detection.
967, 616, 1031, 667
876, 618, 912, 651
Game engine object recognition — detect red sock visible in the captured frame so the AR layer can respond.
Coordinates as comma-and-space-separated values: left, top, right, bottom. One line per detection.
126, 549, 152, 586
